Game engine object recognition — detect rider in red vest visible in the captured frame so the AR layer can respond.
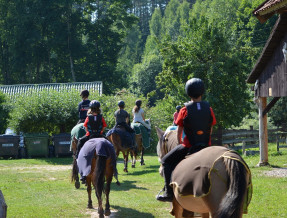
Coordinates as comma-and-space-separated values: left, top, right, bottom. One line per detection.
156, 78, 216, 202
76, 100, 107, 161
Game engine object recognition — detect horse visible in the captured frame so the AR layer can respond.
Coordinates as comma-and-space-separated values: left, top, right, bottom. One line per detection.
156, 127, 252, 218
70, 123, 86, 189
130, 119, 152, 167
72, 137, 119, 218
106, 126, 138, 172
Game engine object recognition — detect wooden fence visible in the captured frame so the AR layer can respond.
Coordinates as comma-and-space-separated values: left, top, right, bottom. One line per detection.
211, 128, 287, 155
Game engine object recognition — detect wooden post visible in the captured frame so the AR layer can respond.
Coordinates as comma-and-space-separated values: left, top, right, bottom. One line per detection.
276, 134, 280, 152
258, 97, 269, 166
242, 141, 246, 156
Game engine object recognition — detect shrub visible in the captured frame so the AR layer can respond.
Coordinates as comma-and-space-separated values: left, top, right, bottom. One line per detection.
0, 91, 10, 133
8, 89, 89, 134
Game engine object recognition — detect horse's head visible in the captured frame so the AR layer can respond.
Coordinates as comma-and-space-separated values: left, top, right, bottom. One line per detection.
155, 126, 165, 160
71, 136, 78, 155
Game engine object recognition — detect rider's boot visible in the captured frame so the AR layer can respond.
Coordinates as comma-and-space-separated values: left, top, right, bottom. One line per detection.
156, 183, 173, 202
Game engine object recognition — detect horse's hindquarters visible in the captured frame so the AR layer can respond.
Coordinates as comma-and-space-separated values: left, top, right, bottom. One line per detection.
173, 188, 209, 214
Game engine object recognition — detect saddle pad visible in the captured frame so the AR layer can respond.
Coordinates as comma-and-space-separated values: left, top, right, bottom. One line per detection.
131, 123, 150, 148
77, 138, 118, 179
70, 123, 86, 150
106, 127, 136, 149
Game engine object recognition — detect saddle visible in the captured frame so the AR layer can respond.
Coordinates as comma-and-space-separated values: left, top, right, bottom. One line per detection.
106, 127, 135, 149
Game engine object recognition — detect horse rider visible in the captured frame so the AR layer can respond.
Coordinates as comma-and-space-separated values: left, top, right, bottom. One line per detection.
114, 100, 134, 133
156, 78, 217, 202
132, 99, 151, 131
173, 105, 182, 126
77, 89, 91, 124
76, 100, 107, 166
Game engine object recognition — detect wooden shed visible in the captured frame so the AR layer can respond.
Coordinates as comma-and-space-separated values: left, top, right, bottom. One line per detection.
247, 0, 287, 166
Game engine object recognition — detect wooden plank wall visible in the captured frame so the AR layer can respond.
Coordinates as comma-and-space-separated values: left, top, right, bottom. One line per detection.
259, 33, 287, 97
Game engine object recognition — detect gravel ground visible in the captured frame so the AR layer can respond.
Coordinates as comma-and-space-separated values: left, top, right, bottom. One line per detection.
263, 167, 287, 177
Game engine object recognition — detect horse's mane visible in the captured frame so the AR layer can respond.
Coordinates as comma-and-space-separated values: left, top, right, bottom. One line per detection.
157, 130, 178, 160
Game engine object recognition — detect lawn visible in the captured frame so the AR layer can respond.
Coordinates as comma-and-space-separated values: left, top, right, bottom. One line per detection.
0, 144, 287, 218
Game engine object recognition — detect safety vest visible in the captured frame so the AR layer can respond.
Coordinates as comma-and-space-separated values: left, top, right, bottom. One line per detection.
183, 101, 213, 146
87, 114, 103, 136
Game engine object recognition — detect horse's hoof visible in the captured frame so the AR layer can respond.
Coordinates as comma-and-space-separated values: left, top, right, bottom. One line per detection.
105, 209, 111, 216
132, 165, 135, 168
87, 204, 93, 209
141, 162, 145, 166
75, 181, 80, 189
124, 169, 128, 173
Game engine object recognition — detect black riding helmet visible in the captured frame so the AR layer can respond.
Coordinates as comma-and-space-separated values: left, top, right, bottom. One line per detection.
135, 99, 142, 107
118, 100, 125, 108
176, 105, 181, 111
89, 100, 100, 109
80, 89, 89, 98
185, 78, 205, 98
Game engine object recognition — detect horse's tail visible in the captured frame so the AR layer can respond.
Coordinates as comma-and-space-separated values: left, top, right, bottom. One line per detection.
95, 156, 107, 198
71, 158, 78, 182
216, 157, 247, 218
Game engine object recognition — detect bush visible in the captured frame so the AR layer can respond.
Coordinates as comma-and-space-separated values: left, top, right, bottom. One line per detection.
0, 91, 10, 133
8, 89, 90, 134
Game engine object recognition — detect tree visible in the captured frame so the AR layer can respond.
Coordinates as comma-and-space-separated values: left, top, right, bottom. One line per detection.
157, 18, 251, 128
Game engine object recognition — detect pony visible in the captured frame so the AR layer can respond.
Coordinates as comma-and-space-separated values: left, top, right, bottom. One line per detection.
106, 126, 138, 172
72, 137, 119, 218
156, 127, 252, 218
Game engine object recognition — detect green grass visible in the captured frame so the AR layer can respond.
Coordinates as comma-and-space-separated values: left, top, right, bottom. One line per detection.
0, 144, 287, 217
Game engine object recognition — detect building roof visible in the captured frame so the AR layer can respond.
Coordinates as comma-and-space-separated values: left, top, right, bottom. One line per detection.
247, 13, 287, 83
253, 0, 287, 23
0, 81, 103, 99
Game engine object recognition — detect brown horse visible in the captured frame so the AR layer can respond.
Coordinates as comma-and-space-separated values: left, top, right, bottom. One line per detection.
71, 137, 119, 218
156, 127, 252, 218
106, 126, 138, 172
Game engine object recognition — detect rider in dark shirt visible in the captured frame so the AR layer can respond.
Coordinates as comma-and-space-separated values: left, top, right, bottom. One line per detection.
77, 89, 90, 124
114, 100, 134, 133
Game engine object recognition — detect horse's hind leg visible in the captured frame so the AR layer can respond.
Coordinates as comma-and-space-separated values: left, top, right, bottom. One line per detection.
86, 178, 93, 209
123, 151, 128, 172
130, 151, 136, 168
140, 147, 145, 165
72, 158, 80, 189
104, 159, 113, 216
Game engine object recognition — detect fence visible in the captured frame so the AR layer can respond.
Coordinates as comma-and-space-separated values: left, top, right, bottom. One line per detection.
212, 128, 287, 155
0, 81, 102, 100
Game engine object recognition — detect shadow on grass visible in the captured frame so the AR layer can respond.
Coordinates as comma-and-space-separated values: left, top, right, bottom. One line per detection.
111, 179, 147, 191
111, 205, 155, 218
123, 165, 159, 176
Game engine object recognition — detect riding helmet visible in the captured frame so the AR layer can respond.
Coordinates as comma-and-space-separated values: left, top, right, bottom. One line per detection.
135, 99, 142, 107
118, 100, 125, 107
176, 105, 181, 111
89, 100, 101, 109
80, 89, 89, 97
185, 78, 205, 98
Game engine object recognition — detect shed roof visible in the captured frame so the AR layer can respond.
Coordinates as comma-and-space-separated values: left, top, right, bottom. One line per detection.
253, 0, 287, 23
246, 13, 287, 83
